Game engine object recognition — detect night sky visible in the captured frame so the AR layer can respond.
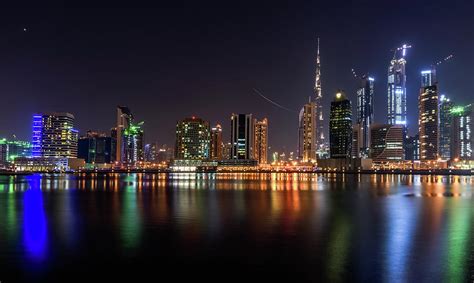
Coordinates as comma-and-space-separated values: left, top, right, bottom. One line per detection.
0, 1, 473, 152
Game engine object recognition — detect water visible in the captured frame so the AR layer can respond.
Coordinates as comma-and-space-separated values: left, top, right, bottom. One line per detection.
0, 173, 473, 282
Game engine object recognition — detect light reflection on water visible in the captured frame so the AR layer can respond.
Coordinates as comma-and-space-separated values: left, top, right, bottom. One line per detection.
0, 173, 472, 281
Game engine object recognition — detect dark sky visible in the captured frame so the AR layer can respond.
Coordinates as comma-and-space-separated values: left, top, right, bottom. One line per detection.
0, 1, 473, 152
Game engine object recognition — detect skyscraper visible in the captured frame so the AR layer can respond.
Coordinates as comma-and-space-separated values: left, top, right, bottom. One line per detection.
387, 44, 410, 126
356, 75, 375, 158
314, 38, 326, 157
439, 95, 454, 160
210, 124, 223, 160
451, 104, 473, 160
78, 131, 114, 164
116, 106, 132, 164
175, 117, 210, 160
32, 112, 78, 158
253, 118, 268, 164
298, 100, 317, 162
329, 91, 352, 159
230, 114, 254, 160
418, 68, 439, 160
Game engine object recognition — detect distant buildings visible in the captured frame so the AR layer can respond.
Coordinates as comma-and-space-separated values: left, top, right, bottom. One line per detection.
116, 106, 132, 164
78, 131, 115, 163
230, 114, 253, 160
439, 95, 454, 160
175, 117, 210, 160
0, 138, 32, 164
404, 134, 420, 161
253, 118, 268, 164
418, 68, 439, 160
370, 124, 404, 161
210, 124, 223, 160
298, 100, 317, 162
32, 112, 78, 158
329, 91, 352, 159
356, 75, 374, 158
451, 104, 473, 160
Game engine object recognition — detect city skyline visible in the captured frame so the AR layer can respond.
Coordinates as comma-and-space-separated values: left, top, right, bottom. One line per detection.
0, 1, 472, 152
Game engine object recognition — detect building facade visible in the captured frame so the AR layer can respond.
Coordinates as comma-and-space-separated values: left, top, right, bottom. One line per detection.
210, 124, 223, 160
298, 101, 317, 162
451, 104, 473, 160
370, 124, 404, 162
32, 112, 78, 158
175, 117, 210, 160
230, 114, 254, 160
387, 45, 409, 126
329, 91, 352, 159
418, 68, 439, 160
439, 95, 454, 160
253, 118, 268, 164
356, 76, 374, 158
78, 131, 114, 164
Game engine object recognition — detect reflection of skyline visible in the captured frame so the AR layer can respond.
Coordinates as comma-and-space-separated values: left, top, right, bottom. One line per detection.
23, 175, 47, 260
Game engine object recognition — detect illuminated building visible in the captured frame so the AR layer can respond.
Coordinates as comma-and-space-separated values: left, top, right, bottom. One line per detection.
329, 91, 352, 159
253, 118, 268, 164
78, 131, 115, 164
439, 95, 454, 160
370, 124, 404, 161
298, 100, 316, 162
405, 134, 420, 161
210, 124, 223, 160
451, 104, 473, 160
356, 75, 374, 158
418, 68, 439, 160
175, 117, 210, 160
0, 138, 32, 164
32, 112, 78, 158
387, 44, 410, 126
116, 106, 132, 164
313, 38, 326, 158
230, 113, 254, 160
144, 143, 158, 162
351, 127, 360, 159
123, 121, 144, 163
222, 142, 232, 159
157, 145, 174, 163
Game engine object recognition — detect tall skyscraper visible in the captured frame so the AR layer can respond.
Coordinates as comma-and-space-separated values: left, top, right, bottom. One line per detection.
356, 75, 375, 158
370, 124, 404, 161
329, 91, 352, 159
405, 134, 420, 161
418, 68, 439, 160
314, 38, 326, 157
32, 112, 78, 158
298, 100, 317, 162
439, 95, 454, 160
175, 117, 210, 160
210, 124, 223, 160
253, 118, 268, 164
78, 131, 114, 163
387, 44, 410, 126
230, 114, 254, 160
116, 106, 132, 164
451, 104, 473, 160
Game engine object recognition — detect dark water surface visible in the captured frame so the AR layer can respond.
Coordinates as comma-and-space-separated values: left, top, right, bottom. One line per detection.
0, 173, 473, 282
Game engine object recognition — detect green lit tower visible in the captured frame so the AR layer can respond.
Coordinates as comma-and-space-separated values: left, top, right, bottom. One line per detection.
451, 104, 473, 160
329, 91, 352, 159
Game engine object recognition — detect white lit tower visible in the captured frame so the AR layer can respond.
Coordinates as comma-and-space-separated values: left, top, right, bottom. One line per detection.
314, 38, 326, 158
387, 44, 411, 126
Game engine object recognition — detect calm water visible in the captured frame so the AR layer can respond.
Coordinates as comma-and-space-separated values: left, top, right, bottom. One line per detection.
0, 173, 473, 282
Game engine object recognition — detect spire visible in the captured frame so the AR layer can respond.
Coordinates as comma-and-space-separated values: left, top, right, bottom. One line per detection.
314, 37, 322, 99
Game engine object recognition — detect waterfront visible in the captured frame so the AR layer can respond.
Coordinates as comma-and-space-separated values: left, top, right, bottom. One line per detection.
0, 173, 473, 282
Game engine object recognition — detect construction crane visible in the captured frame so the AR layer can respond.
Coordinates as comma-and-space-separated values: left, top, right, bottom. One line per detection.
391, 44, 412, 60
434, 54, 454, 66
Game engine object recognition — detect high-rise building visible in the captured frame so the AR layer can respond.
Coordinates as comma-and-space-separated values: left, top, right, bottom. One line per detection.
144, 143, 158, 162
370, 124, 404, 161
356, 76, 375, 158
253, 118, 268, 164
78, 131, 114, 164
314, 38, 326, 157
210, 124, 223, 160
298, 100, 317, 162
116, 106, 132, 164
439, 95, 454, 160
351, 127, 360, 159
329, 91, 352, 159
451, 104, 473, 160
230, 114, 254, 160
387, 45, 410, 126
175, 117, 210, 160
32, 112, 78, 158
418, 68, 439, 160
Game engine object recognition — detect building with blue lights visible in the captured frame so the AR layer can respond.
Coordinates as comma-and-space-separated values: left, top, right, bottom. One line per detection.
230, 113, 254, 160
387, 45, 409, 126
32, 112, 78, 158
